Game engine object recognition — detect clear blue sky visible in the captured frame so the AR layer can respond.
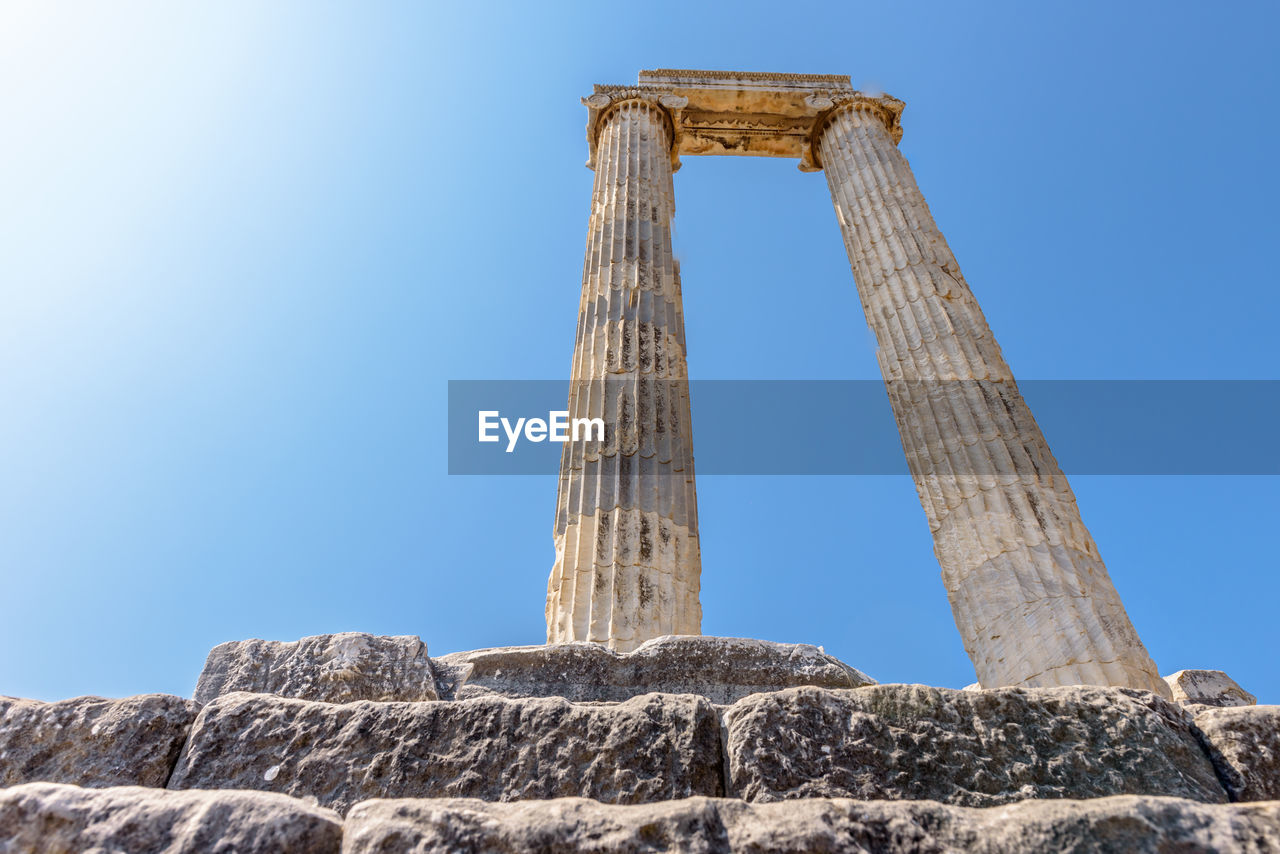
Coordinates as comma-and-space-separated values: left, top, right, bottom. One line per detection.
2, 1, 1276, 703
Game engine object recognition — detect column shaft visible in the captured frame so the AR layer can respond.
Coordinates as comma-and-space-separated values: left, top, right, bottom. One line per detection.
819, 104, 1167, 695
546, 99, 701, 652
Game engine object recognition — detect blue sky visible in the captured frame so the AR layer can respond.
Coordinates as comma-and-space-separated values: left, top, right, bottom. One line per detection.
1, 1, 1276, 703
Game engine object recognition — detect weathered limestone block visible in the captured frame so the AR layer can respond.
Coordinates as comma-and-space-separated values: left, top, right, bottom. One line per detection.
0, 782, 341, 854
946, 796, 1280, 854
1194, 705, 1280, 802
434, 635, 873, 703
0, 694, 197, 788
341, 794, 1280, 854
1164, 669, 1257, 709
168, 691, 722, 813
194, 632, 437, 705
343, 797, 730, 854
723, 685, 1227, 805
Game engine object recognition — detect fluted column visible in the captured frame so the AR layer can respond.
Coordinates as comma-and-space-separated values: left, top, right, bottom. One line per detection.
545, 96, 701, 652
817, 100, 1168, 695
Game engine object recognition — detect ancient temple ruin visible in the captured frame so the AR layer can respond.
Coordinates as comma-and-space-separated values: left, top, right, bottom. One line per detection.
2, 68, 1273, 854
547, 69, 1169, 697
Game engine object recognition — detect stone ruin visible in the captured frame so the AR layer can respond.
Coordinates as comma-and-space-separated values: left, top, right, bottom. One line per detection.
2, 71, 1275, 852
549, 69, 1164, 696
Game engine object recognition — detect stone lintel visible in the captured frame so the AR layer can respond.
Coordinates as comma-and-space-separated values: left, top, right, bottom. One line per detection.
583, 69, 902, 171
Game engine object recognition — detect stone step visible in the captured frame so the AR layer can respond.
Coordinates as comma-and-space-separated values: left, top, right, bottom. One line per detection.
166, 691, 725, 814
194, 633, 438, 705
4, 783, 1279, 854
0, 694, 197, 788
433, 634, 874, 703
5, 633, 1279, 833
193, 633, 874, 706
162, 684, 1235, 812
345, 794, 1280, 854
0, 782, 341, 853
9, 685, 1280, 811
724, 684, 1229, 806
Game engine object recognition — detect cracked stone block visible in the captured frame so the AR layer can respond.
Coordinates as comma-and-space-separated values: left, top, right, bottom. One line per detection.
433, 635, 873, 703
168, 690, 723, 813
0, 782, 341, 853
0, 694, 197, 788
193, 633, 438, 705
723, 685, 1227, 806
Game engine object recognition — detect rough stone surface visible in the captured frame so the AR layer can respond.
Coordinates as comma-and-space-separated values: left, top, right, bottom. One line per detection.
194, 632, 437, 705
342, 794, 1280, 854
0, 694, 197, 788
723, 685, 1227, 806
0, 782, 341, 853
1165, 669, 1257, 709
434, 635, 874, 704
169, 691, 722, 813
1195, 705, 1280, 802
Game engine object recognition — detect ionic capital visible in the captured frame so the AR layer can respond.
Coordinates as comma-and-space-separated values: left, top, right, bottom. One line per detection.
801, 94, 906, 171
582, 88, 685, 172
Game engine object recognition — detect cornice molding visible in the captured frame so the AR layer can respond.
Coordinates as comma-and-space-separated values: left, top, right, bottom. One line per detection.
640, 68, 852, 85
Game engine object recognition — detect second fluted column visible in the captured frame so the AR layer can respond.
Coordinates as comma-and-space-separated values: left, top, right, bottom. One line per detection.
817, 99, 1168, 695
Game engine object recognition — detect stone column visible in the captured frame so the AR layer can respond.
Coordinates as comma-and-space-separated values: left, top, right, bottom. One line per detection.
545, 95, 701, 652
817, 99, 1168, 696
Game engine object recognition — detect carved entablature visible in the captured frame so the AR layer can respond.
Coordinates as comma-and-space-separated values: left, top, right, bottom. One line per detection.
583, 69, 904, 172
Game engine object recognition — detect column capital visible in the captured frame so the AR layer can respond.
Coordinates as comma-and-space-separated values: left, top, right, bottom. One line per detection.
582, 88, 684, 172
802, 94, 905, 172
